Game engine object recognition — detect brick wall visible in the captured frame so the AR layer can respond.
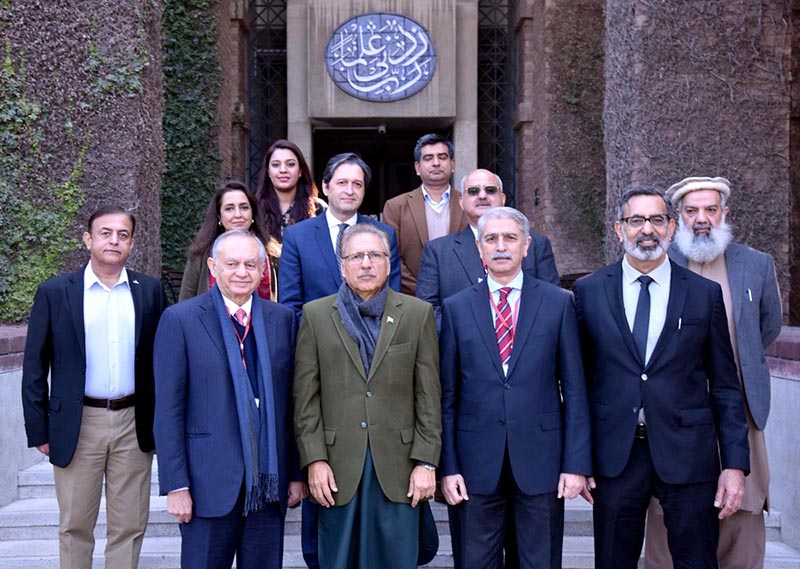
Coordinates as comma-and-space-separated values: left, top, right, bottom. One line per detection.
0, 326, 25, 376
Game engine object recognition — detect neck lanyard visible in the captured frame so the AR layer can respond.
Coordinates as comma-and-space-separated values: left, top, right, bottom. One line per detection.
489, 288, 520, 341
227, 307, 251, 369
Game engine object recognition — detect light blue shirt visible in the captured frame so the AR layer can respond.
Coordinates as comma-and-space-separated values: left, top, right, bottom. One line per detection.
421, 184, 451, 215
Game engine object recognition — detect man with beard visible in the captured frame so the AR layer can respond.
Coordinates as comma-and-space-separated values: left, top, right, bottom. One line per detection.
643, 177, 783, 569
573, 185, 749, 569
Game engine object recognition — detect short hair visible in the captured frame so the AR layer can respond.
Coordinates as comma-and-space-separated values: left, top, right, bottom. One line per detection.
338, 223, 391, 259
413, 134, 455, 162
477, 207, 530, 240
87, 205, 136, 236
460, 171, 504, 193
322, 152, 371, 188
616, 185, 674, 220
211, 229, 267, 265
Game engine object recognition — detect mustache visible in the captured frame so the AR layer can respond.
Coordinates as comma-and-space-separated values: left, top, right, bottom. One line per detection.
490, 252, 513, 260
634, 233, 663, 247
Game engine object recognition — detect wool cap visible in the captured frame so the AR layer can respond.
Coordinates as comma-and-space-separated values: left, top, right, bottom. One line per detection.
666, 176, 731, 205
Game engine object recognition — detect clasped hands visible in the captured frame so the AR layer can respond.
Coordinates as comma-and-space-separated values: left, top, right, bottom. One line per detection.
441, 472, 596, 506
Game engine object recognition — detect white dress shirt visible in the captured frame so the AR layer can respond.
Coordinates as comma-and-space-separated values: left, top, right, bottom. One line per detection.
621, 255, 671, 366
83, 263, 136, 398
421, 184, 451, 215
487, 270, 524, 376
325, 209, 358, 254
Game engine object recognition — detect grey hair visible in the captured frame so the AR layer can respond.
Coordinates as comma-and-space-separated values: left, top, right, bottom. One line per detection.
617, 185, 674, 220
211, 229, 267, 265
460, 170, 504, 193
322, 152, 371, 188
338, 223, 391, 259
675, 192, 727, 212
477, 207, 530, 240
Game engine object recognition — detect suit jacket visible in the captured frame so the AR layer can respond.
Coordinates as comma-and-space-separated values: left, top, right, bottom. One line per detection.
573, 260, 750, 484
153, 291, 298, 516
668, 243, 782, 430
22, 267, 167, 468
381, 187, 469, 295
416, 226, 560, 331
439, 276, 591, 496
178, 254, 210, 301
293, 289, 441, 506
278, 214, 402, 316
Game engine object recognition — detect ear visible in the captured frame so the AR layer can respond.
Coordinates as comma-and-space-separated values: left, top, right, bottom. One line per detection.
207, 256, 217, 279
322, 181, 330, 197
414, 162, 420, 177
500, 193, 507, 206
522, 235, 531, 257
614, 220, 623, 242
82, 232, 91, 249
667, 218, 676, 241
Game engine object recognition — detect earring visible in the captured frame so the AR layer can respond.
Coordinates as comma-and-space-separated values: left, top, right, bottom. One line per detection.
218, 221, 222, 227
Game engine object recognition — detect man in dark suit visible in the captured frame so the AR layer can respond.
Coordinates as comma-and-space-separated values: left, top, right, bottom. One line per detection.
154, 229, 305, 568
416, 168, 559, 332
22, 205, 167, 569
573, 185, 750, 569
439, 206, 592, 569
382, 134, 469, 294
279, 152, 401, 318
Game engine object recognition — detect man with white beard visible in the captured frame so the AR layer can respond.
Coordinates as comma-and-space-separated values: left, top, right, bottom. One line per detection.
644, 176, 783, 569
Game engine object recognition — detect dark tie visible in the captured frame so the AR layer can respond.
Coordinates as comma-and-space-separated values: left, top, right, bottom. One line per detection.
336, 223, 348, 258
632, 275, 653, 364
495, 287, 513, 367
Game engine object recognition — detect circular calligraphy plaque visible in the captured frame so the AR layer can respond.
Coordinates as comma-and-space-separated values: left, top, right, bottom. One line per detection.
325, 13, 437, 102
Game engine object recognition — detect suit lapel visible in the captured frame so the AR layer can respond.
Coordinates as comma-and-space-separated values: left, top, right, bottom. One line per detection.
725, 245, 744, 331
129, 270, 143, 348
198, 293, 226, 360
603, 262, 641, 365
368, 290, 403, 382
453, 227, 484, 286
468, 281, 506, 380
408, 188, 429, 246
506, 277, 543, 378
67, 270, 86, 358
448, 190, 465, 233
647, 262, 688, 368
313, 215, 342, 287
331, 299, 368, 381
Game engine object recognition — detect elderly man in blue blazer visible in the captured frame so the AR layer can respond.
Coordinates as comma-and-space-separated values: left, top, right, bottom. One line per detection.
439, 206, 591, 569
574, 185, 749, 569
644, 176, 783, 569
154, 230, 305, 569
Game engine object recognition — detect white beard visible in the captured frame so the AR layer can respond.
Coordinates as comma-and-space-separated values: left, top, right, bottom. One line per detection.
674, 219, 732, 264
622, 232, 667, 262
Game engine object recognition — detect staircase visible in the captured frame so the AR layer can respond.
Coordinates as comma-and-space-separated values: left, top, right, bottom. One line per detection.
1, 458, 799, 568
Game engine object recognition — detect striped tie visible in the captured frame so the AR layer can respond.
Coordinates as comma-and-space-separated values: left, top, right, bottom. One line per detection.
495, 287, 513, 367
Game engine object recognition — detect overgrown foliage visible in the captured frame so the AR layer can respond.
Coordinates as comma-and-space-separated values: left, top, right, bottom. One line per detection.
161, 0, 222, 271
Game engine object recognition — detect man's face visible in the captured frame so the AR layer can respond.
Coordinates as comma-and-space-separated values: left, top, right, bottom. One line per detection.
614, 195, 675, 264
415, 142, 455, 188
82, 213, 135, 269
678, 189, 727, 236
322, 162, 365, 220
340, 232, 391, 300
478, 217, 531, 282
459, 170, 506, 225
207, 234, 265, 304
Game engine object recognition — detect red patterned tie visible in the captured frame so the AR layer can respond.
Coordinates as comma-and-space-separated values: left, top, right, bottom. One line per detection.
495, 287, 513, 367
234, 308, 247, 326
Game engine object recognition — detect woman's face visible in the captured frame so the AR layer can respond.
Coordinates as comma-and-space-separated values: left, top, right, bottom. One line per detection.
218, 190, 253, 231
268, 148, 302, 193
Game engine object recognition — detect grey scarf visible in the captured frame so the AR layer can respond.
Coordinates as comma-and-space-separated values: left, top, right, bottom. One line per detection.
337, 282, 388, 376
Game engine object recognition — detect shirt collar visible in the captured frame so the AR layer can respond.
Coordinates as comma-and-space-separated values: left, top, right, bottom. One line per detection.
421, 185, 451, 205
326, 209, 358, 230
621, 254, 671, 286
84, 262, 129, 291
486, 270, 524, 293
221, 294, 253, 319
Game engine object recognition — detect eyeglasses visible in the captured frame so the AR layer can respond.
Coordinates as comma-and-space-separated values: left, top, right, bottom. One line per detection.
465, 185, 500, 196
619, 214, 670, 229
341, 251, 388, 265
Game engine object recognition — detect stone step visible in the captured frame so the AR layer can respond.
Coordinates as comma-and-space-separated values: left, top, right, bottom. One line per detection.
17, 460, 159, 499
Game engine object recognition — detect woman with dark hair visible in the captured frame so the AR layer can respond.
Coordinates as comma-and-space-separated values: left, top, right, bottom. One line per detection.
255, 139, 326, 298
179, 180, 272, 301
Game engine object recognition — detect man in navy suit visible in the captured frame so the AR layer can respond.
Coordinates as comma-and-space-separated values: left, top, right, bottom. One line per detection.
439, 207, 592, 569
22, 205, 167, 569
154, 230, 306, 568
573, 185, 750, 569
416, 168, 559, 332
278, 152, 401, 568
279, 152, 401, 317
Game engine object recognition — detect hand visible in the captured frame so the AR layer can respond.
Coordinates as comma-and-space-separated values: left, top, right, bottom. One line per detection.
35, 443, 50, 456
167, 489, 193, 524
558, 473, 587, 500
307, 461, 338, 507
407, 466, 436, 507
441, 474, 469, 506
715, 468, 745, 519
580, 476, 596, 504
288, 481, 308, 508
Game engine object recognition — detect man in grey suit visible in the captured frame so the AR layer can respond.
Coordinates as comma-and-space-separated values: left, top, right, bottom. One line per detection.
644, 176, 783, 569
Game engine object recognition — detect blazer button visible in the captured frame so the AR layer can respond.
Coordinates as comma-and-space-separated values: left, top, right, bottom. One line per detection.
503, 383, 510, 390
633, 406, 638, 413
641, 373, 648, 381
360, 421, 367, 429
366, 391, 372, 398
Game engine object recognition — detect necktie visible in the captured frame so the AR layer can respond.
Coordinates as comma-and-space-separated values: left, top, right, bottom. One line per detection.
495, 287, 513, 367
234, 308, 247, 327
336, 223, 348, 258
632, 275, 653, 364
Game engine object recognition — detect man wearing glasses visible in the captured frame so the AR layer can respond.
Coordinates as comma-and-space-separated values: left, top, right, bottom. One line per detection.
572, 185, 749, 569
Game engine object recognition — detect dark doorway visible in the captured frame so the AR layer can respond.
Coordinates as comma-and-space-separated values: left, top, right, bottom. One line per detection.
312, 128, 451, 217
